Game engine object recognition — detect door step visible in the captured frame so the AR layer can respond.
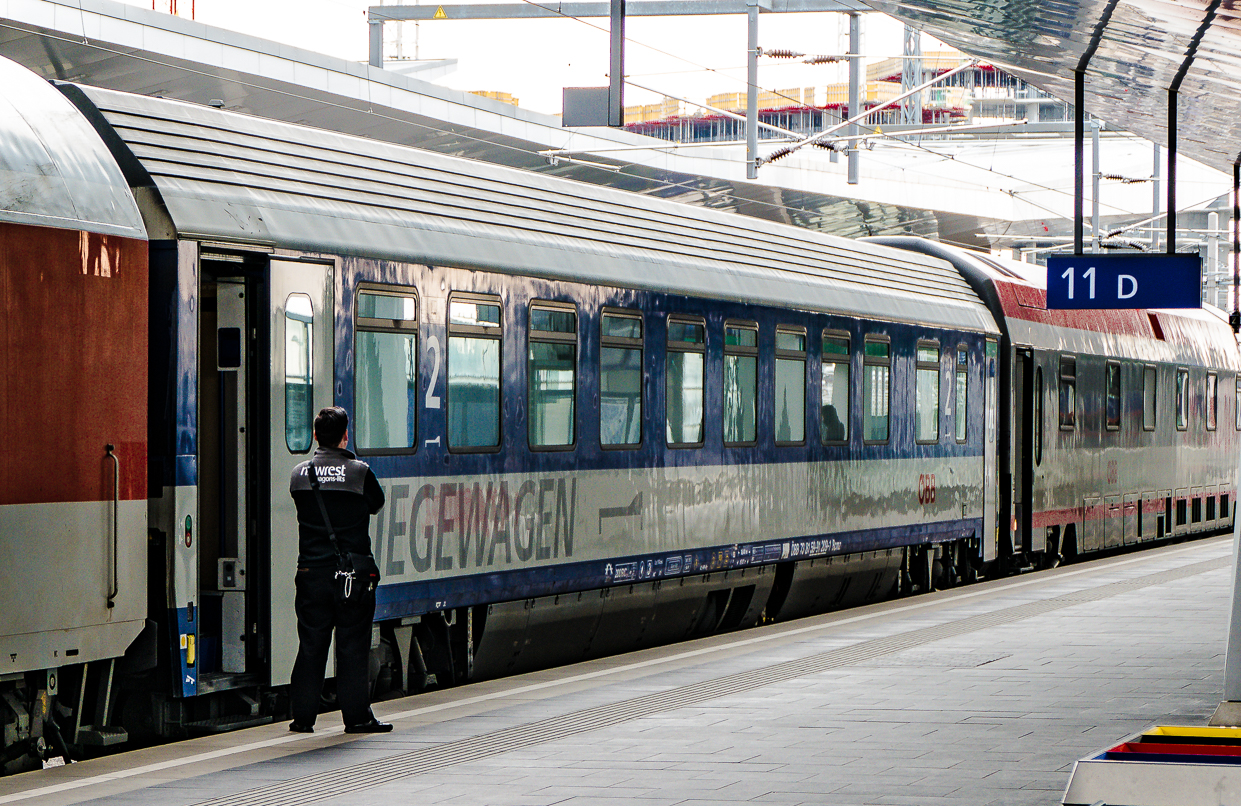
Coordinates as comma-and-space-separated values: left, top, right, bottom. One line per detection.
184, 714, 273, 734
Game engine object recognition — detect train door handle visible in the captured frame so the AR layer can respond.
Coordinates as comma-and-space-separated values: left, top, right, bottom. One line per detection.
106, 444, 119, 609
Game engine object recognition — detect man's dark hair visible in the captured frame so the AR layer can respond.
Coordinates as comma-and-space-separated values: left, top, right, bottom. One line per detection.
314, 406, 349, 447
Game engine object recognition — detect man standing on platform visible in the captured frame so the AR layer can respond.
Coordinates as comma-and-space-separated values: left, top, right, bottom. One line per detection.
287, 406, 391, 734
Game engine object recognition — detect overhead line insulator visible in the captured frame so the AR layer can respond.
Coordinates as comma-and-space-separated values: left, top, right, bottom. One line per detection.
803, 54, 844, 65
759, 48, 805, 60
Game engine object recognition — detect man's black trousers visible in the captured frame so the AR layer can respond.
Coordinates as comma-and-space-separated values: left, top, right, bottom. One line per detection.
290, 567, 376, 728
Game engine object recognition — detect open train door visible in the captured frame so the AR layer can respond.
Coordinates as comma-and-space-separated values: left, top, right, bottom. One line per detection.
267, 260, 335, 687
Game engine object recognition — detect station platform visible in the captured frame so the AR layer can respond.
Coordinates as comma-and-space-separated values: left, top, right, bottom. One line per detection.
1, 536, 1232, 806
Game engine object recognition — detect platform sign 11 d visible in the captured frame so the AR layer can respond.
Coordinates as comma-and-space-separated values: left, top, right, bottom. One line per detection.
1046, 254, 1201, 310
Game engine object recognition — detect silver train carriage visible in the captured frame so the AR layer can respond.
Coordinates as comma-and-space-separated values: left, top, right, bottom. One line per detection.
871, 237, 1241, 568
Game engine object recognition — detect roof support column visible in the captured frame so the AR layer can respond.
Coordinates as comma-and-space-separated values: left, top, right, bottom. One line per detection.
609, 0, 625, 127
369, 16, 383, 68
1073, 70, 1084, 255
746, 0, 759, 179
1166, 91, 1177, 254
847, 12, 860, 185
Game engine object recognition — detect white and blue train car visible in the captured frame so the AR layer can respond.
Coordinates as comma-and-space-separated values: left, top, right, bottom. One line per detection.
44, 76, 1001, 728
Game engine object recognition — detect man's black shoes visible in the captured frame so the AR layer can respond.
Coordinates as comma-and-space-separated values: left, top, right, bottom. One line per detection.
344, 719, 393, 734
289, 722, 314, 733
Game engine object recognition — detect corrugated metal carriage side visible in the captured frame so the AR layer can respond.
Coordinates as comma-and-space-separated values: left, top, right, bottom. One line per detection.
870, 236, 1241, 569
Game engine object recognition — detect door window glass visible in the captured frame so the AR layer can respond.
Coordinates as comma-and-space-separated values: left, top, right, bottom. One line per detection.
285, 294, 314, 453
355, 290, 417, 452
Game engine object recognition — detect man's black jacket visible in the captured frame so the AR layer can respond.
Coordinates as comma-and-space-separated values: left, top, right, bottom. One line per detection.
289, 446, 385, 568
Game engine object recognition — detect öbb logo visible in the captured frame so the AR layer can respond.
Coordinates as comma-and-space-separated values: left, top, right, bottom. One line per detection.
918, 473, 937, 505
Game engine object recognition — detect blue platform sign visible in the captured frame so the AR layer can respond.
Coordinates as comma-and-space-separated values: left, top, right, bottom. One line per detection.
1046, 254, 1201, 310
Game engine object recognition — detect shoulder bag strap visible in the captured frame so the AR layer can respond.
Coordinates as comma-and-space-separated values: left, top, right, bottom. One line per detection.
308, 472, 343, 559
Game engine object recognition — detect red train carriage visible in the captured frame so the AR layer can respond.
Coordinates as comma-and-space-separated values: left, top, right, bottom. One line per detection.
0, 55, 148, 772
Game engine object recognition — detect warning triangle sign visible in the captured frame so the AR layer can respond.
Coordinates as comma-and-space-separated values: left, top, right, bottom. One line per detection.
433, 6, 447, 19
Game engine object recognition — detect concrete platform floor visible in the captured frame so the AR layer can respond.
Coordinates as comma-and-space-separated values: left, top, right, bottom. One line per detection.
1, 535, 1233, 806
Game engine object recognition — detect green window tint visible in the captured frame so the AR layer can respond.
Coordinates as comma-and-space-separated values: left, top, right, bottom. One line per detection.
725, 326, 757, 348
530, 307, 576, 334
823, 336, 849, 356
668, 321, 705, 345
776, 331, 806, 352
284, 293, 314, 453
602, 314, 642, 340
601, 312, 643, 447
865, 341, 890, 358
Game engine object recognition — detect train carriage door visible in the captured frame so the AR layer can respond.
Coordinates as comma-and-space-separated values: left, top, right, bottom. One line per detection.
1013, 349, 1036, 555
983, 339, 998, 561
268, 260, 335, 687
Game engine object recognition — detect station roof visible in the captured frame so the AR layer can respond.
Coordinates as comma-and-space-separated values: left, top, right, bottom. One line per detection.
862, 0, 1241, 175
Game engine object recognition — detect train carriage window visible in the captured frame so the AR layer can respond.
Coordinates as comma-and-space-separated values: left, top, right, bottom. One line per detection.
1176, 368, 1189, 431
1105, 362, 1121, 431
354, 289, 418, 453
775, 327, 807, 445
1143, 365, 1157, 431
528, 302, 578, 449
1207, 372, 1218, 431
1059, 356, 1076, 430
1236, 376, 1241, 430
821, 332, 849, 443
600, 310, 643, 447
1033, 366, 1043, 466
723, 322, 758, 446
955, 346, 969, 443
447, 296, 502, 451
915, 341, 940, 443
284, 294, 314, 453
666, 316, 706, 447
863, 337, 891, 442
